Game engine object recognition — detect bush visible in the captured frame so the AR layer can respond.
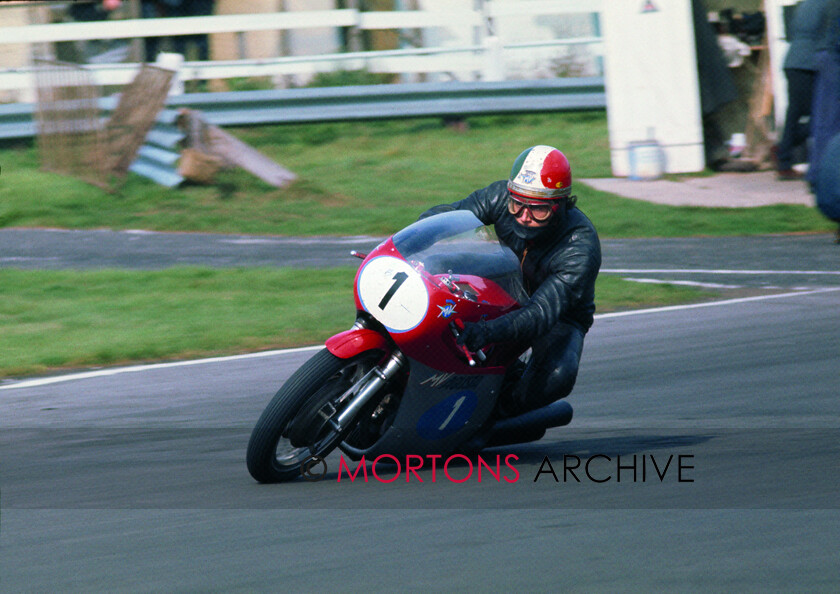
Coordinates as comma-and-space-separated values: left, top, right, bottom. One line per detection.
304, 69, 394, 88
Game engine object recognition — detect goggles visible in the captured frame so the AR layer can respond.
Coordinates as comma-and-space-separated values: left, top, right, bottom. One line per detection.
507, 194, 561, 222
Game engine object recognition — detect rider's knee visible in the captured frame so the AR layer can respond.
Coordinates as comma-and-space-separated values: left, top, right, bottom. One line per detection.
545, 361, 579, 401
519, 358, 579, 411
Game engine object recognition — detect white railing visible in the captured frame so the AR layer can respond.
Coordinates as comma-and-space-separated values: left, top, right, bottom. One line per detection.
0, 11, 360, 44
0, 2, 603, 95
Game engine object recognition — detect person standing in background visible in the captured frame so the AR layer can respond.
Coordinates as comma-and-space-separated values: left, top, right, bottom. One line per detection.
691, 0, 739, 171
142, 1, 215, 63
776, 0, 835, 180
810, 1, 840, 242
172, 0, 215, 62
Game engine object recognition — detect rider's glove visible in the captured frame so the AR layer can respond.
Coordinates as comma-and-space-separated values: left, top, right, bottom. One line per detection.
457, 320, 496, 352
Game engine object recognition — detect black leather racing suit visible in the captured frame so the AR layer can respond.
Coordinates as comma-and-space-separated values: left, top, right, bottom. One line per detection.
422, 180, 601, 414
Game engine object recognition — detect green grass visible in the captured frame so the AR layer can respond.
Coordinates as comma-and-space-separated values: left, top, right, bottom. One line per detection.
0, 112, 832, 237
0, 267, 355, 378
0, 267, 716, 379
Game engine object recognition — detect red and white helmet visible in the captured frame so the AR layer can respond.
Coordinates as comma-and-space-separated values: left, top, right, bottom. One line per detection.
507, 145, 572, 200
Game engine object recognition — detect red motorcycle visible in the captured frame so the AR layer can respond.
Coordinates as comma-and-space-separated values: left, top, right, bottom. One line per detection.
247, 211, 573, 483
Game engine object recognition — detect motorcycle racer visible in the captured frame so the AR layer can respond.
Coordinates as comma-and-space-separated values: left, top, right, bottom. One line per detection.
420, 145, 601, 417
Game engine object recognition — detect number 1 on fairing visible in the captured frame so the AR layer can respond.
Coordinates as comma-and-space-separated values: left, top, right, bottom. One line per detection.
378, 271, 409, 310
438, 395, 466, 430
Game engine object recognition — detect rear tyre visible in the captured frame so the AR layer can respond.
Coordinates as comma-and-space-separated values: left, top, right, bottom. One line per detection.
246, 348, 383, 483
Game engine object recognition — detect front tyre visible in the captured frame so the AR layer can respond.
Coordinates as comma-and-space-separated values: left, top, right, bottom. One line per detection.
246, 348, 383, 483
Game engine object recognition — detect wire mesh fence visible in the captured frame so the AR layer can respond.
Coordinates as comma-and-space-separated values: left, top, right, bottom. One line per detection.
34, 59, 111, 190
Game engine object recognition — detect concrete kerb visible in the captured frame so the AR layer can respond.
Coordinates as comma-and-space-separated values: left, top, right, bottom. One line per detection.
580, 171, 815, 208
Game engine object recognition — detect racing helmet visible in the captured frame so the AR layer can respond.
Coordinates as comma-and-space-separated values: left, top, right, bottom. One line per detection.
507, 145, 572, 201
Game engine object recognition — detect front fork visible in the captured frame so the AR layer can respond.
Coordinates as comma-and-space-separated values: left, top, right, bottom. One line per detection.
334, 351, 405, 429
322, 315, 405, 430
329, 350, 406, 433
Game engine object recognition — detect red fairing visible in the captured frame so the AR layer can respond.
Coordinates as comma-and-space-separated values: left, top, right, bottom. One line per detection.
396, 273, 518, 373
353, 238, 520, 374
326, 328, 390, 359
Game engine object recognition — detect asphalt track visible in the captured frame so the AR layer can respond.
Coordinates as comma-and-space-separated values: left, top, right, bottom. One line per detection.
2, 226, 840, 288
1, 230, 839, 591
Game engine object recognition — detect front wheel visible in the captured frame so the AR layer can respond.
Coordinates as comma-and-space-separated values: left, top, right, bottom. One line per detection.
246, 348, 384, 483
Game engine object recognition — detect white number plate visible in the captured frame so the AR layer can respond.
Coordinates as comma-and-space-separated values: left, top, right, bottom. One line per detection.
357, 256, 429, 333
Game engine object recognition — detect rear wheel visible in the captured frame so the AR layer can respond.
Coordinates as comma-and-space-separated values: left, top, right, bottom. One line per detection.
246, 348, 384, 483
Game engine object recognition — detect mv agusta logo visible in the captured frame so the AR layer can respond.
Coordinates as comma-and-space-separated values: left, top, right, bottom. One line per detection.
437, 299, 457, 318
420, 372, 482, 390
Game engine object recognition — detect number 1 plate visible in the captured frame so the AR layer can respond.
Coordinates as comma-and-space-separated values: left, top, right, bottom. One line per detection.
357, 256, 429, 333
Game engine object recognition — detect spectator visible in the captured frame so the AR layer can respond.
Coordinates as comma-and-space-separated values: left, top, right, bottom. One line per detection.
69, 0, 120, 22
808, 2, 840, 184
172, 0, 214, 62
810, 2, 840, 242
141, 0, 166, 63
776, 0, 835, 180
142, 1, 214, 63
59, 1, 122, 63
691, 0, 739, 170
815, 134, 840, 243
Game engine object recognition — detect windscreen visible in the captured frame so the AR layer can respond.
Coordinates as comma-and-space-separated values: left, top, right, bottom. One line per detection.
392, 211, 527, 303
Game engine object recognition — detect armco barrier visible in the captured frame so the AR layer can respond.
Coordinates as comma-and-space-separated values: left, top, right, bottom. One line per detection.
164, 77, 606, 126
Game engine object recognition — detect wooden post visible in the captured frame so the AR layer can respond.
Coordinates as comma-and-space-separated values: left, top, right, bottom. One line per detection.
177, 108, 297, 187
103, 65, 174, 175
743, 44, 775, 168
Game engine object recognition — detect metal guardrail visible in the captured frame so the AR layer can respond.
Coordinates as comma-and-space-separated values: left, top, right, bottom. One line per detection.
0, 78, 605, 186
125, 105, 185, 187
167, 77, 605, 125
0, 102, 36, 139
1, 78, 605, 138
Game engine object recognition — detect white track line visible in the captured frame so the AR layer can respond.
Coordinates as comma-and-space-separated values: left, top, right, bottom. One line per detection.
2, 286, 839, 391
603, 268, 840, 275
596, 287, 840, 319
622, 277, 744, 289
0, 345, 322, 391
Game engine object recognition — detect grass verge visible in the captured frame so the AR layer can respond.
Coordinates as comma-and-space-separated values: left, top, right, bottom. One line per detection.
0, 267, 719, 379
0, 113, 832, 237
